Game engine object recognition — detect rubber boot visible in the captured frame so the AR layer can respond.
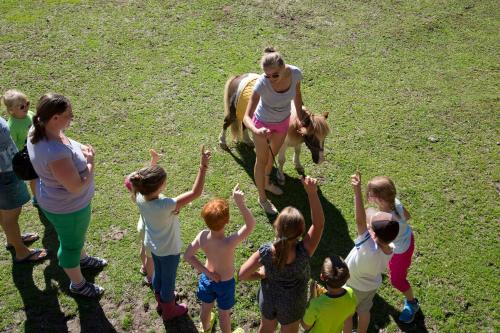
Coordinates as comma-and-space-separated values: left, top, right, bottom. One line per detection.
160, 299, 188, 321
154, 292, 162, 315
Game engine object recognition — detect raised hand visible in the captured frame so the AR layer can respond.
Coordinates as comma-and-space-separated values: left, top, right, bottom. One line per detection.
232, 183, 245, 206
351, 171, 361, 189
82, 144, 95, 164
149, 149, 162, 166
301, 175, 318, 195
200, 145, 211, 168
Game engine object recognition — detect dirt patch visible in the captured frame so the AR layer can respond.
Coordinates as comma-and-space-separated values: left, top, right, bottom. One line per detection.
106, 225, 127, 241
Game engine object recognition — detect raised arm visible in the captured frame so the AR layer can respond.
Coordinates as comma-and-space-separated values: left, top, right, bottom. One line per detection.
351, 172, 367, 236
149, 149, 161, 166
237, 250, 265, 281
174, 146, 211, 211
228, 184, 256, 246
302, 176, 325, 257
184, 231, 221, 282
49, 146, 94, 194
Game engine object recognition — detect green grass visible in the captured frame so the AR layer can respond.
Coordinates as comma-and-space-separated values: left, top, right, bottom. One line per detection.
0, 0, 498, 332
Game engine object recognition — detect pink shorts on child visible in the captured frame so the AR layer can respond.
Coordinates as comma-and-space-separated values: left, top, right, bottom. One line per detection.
252, 115, 290, 134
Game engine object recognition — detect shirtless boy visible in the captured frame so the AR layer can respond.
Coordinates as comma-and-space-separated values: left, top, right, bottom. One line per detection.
184, 184, 256, 333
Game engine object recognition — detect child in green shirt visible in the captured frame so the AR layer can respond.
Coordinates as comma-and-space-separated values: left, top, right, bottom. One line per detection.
2, 89, 36, 200
302, 255, 357, 333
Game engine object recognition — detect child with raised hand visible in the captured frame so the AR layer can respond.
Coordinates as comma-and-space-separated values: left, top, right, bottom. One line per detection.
301, 255, 357, 333
184, 184, 255, 333
124, 149, 161, 286
128, 145, 211, 321
366, 175, 419, 323
2, 89, 37, 201
238, 176, 325, 333
344, 172, 399, 333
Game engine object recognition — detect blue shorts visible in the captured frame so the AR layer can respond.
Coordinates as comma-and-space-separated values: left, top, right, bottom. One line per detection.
197, 272, 236, 310
0, 172, 30, 210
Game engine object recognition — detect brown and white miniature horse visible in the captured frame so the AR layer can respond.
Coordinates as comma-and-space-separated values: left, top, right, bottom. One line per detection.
219, 73, 330, 185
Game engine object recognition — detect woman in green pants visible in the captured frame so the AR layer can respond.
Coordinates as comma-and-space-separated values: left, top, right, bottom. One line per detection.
27, 93, 107, 297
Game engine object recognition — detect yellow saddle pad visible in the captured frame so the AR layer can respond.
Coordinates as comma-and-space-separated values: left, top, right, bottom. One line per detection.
235, 77, 258, 122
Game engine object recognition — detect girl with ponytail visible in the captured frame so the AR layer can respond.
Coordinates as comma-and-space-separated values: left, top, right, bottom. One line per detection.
238, 176, 325, 333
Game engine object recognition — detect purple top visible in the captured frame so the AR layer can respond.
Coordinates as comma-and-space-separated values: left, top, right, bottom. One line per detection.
27, 130, 94, 213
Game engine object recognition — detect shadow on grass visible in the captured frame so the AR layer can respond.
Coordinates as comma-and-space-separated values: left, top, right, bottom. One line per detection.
163, 314, 198, 332
225, 143, 428, 333
10, 209, 116, 333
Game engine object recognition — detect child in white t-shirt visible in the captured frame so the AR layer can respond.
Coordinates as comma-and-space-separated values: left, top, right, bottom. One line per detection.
128, 146, 211, 321
344, 172, 399, 333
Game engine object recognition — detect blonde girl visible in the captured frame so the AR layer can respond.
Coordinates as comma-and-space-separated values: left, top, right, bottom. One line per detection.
238, 176, 324, 333
242, 47, 305, 214
366, 176, 419, 323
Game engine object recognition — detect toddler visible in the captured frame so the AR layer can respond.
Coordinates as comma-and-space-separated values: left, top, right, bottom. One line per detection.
302, 255, 357, 333
1, 89, 37, 200
184, 184, 255, 333
128, 145, 211, 321
366, 176, 419, 323
344, 172, 399, 333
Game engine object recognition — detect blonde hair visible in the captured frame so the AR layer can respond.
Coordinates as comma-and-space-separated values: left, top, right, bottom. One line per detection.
128, 165, 166, 199
272, 206, 305, 269
201, 199, 229, 231
260, 46, 285, 69
1, 89, 28, 113
367, 176, 397, 212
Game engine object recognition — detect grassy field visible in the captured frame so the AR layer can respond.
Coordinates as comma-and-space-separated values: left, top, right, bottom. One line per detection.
0, 0, 498, 332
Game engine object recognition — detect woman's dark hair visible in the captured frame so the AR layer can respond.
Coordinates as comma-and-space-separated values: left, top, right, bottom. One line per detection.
30, 93, 71, 144
272, 206, 305, 269
128, 165, 166, 198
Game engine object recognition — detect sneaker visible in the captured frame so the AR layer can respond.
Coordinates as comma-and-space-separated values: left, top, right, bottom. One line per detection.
70, 281, 104, 297
399, 298, 420, 323
259, 198, 278, 215
80, 255, 108, 269
265, 183, 283, 195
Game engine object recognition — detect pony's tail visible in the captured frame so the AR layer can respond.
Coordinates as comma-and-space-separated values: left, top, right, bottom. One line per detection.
223, 76, 242, 141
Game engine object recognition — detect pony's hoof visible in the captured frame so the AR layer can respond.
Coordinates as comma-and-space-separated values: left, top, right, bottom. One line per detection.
219, 142, 230, 151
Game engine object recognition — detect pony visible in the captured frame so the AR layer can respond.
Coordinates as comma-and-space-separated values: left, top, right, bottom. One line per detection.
219, 73, 330, 185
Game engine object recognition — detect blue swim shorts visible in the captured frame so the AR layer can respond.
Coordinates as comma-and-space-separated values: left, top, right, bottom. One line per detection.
196, 272, 236, 310
0, 172, 30, 210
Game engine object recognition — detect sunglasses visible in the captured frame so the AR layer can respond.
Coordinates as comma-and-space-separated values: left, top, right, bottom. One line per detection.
264, 72, 280, 79
19, 101, 30, 110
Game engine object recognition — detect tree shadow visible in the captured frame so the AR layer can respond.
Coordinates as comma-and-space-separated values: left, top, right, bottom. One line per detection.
10, 208, 116, 333
224, 144, 428, 333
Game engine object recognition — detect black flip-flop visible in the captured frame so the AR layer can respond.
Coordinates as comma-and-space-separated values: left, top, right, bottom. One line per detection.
5, 233, 40, 250
13, 248, 48, 264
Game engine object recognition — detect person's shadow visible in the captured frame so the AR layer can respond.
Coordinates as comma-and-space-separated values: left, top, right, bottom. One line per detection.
10, 208, 116, 333
225, 144, 428, 333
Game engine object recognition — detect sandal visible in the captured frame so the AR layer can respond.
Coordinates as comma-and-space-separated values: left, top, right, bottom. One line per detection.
80, 255, 108, 269
6, 232, 40, 250
139, 266, 147, 276
142, 276, 152, 287
13, 248, 48, 264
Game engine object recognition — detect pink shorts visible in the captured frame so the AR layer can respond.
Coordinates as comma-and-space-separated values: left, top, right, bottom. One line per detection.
388, 233, 415, 293
252, 115, 290, 134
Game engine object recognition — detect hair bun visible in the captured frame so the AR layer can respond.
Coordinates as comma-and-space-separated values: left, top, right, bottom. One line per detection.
264, 46, 276, 53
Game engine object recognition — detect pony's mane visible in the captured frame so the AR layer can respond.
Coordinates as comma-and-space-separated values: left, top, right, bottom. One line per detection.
310, 113, 330, 139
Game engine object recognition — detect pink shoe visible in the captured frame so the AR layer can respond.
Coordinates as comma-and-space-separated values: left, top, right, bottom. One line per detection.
160, 299, 188, 321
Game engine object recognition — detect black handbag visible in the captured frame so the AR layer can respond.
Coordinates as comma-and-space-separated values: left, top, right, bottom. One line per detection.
12, 145, 38, 180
